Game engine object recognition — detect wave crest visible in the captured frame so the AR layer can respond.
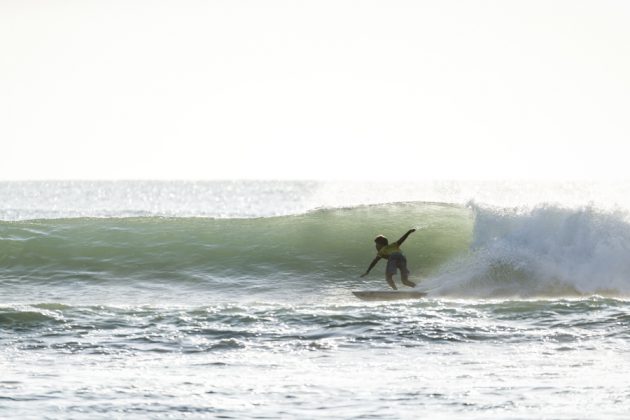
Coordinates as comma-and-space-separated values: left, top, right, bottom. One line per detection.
425, 204, 630, 298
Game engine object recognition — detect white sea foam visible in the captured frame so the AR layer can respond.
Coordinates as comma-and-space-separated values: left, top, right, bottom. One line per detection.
426, 203, 630, 297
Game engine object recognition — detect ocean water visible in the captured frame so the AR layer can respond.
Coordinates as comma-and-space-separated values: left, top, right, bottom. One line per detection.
1, 180, 630, 419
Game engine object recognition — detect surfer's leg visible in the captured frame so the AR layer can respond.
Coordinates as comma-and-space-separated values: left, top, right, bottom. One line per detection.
398, 255, 416, 287
386, 273, 397, 290
385, 258, 398, 290
401, 273, 416, 288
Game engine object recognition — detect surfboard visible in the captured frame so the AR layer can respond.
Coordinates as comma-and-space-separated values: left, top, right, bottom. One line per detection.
352, 291, 427, 301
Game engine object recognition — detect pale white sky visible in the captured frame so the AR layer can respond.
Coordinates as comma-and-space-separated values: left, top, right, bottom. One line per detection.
1, 0, 629, 180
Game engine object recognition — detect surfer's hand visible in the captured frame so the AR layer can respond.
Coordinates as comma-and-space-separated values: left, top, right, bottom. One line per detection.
360, 272, 368, 278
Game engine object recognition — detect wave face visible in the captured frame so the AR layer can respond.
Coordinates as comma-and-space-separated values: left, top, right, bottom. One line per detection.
3, 199, 630, 300
0, 202, 472, 301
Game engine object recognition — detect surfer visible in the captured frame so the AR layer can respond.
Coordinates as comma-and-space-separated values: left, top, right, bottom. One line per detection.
360, 229, 417, 290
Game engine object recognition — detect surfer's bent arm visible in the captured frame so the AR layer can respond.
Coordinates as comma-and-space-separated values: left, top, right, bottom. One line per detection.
396, 228, 416, 246
361, 256, 381, 277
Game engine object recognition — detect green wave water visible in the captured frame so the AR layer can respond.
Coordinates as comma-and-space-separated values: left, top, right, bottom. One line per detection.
4, 200, 630, 300
0, 202, 472, 287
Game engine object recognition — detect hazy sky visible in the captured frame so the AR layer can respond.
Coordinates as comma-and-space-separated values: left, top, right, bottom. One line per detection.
2, 0, 629, 180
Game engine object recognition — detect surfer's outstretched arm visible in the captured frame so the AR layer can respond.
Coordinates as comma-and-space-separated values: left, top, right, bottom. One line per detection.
396, 229, 416, 246
361, 256, 381, 277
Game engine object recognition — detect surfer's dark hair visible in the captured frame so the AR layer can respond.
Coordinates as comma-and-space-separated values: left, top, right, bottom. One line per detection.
374, 235, 388, 245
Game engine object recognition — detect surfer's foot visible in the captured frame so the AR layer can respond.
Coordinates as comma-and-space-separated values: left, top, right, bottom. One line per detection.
402, 280, 416, 288
386, 275, 397, 290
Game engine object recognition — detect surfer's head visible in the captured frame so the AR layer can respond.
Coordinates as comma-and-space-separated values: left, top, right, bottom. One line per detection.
374, 235, 388, 250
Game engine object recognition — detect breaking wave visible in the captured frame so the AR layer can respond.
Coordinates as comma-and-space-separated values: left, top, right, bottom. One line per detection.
2, 201, 630, 298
